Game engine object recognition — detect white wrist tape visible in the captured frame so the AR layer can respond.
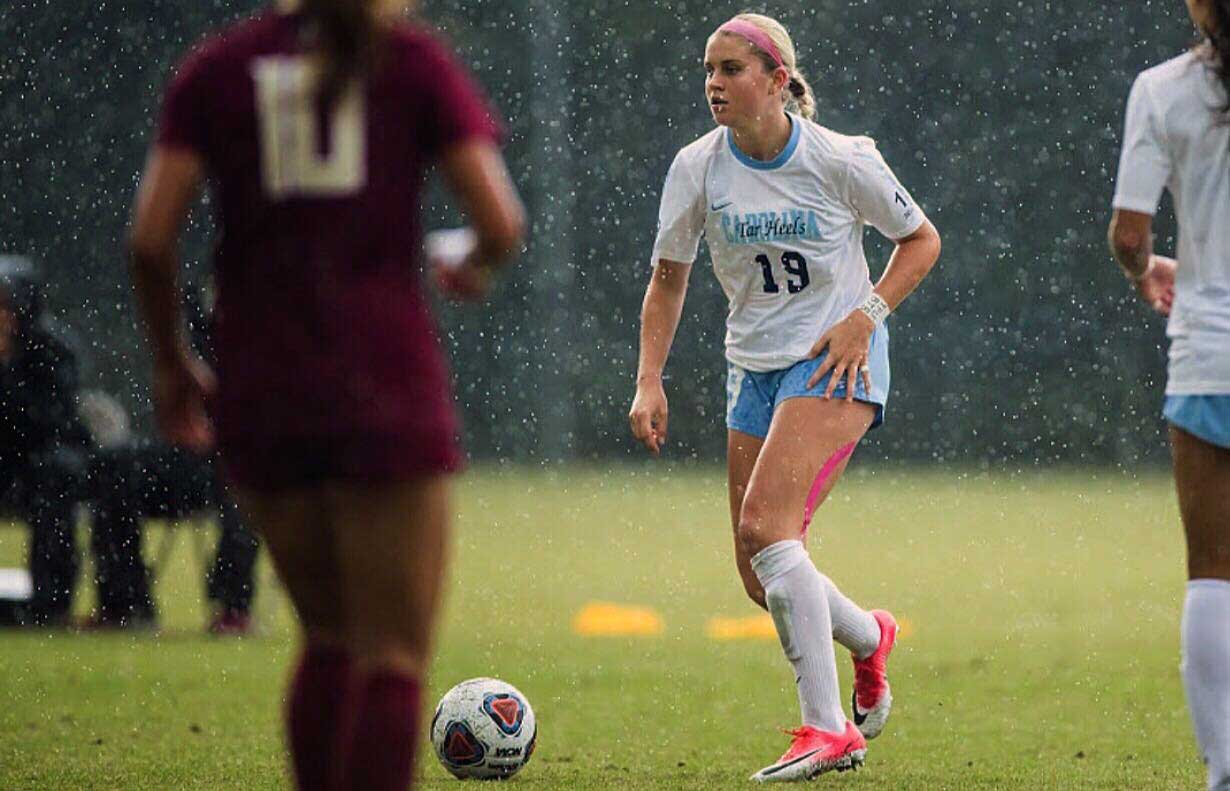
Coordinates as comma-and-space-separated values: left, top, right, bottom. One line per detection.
424, 227, 477, 270
857, 292, 891, 324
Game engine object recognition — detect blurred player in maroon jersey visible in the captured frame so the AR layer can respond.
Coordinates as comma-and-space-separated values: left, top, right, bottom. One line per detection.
126, 0, 524, 788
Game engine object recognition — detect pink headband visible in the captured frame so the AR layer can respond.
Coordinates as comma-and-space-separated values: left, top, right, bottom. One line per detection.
717, 19, 784, 68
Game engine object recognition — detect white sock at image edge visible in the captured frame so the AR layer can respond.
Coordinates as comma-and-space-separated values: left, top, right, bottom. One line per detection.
1182, 578, 1230, 791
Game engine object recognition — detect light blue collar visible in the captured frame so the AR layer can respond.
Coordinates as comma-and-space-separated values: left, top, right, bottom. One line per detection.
726, 114, 801, 170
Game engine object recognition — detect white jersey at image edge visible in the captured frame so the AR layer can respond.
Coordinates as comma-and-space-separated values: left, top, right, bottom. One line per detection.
1113, 51, 1230, 395
651, 113, 927, 373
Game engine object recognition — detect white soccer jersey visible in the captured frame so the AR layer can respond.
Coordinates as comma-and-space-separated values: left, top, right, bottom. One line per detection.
651, 113, 926, 372
1114, 51, 1230, 395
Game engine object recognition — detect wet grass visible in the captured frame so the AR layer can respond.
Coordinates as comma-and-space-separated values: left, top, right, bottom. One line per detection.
0, 464, 1201, 789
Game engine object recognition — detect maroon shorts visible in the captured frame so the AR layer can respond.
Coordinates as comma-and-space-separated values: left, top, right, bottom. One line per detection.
220, 430, 464, 492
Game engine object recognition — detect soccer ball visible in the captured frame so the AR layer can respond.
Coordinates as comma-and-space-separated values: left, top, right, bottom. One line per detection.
430, 677, 537, 780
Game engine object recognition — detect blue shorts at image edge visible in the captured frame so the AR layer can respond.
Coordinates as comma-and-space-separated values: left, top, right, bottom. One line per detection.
1163, 395, 1230, 449
725, 324, 890, 440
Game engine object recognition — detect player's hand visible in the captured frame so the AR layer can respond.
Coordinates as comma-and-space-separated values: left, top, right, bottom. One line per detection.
1135, 254, 1176, 316
427, 227, 493, 302
433, 260, 493, 301
806, 310, 875, 400
629, 378, 669, 455
153, 352, 216, 454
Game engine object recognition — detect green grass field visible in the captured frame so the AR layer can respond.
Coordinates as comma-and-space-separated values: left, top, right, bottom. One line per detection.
0, 466, 1203, 789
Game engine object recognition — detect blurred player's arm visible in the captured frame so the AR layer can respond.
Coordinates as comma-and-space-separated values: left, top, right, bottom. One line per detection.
1108, 209, 1153, 279
128, 145, 216, 451
630, 258, 692, 455
439, 140, 526, 268
1108, 209, 1175, 315
127, 146, 203, 366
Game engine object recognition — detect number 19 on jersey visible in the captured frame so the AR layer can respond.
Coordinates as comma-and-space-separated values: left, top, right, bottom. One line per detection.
756, 250, 810, 294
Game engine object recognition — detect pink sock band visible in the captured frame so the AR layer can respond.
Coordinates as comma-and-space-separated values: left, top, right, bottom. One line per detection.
801, 441, 857, 538
717, 19, 784, 68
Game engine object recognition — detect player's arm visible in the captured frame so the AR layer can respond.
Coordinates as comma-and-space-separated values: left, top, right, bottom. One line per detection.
1107, 208, 1175, 315
1109, 73, 1174, 316
637, 258, 692, 384
807, 218, 941, 398
1108, 208, 1152, 278
633, 148, 702, 452
439, 140, 526, 267
128, 145, 215, 451
871, 219, 942, 312
630, 258, 692, 455
432, 140, 525, 300
128, 146, 202, 367
810, 143, 941, 398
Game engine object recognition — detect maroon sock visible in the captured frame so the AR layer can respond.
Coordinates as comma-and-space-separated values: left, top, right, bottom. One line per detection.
287, 645, 352, 791
342, 670, 422, 791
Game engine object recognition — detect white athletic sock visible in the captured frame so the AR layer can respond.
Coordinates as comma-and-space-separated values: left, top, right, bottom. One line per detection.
1182, 579, 1230, 791
751, 540, 845, 732
820, 573, 880, 659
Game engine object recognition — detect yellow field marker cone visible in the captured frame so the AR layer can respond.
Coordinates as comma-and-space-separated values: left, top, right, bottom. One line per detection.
572, 601, 664, 636
705, 614, 778, 641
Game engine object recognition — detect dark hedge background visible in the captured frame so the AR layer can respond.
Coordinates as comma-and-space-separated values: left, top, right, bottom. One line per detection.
0, 0, 1197, 466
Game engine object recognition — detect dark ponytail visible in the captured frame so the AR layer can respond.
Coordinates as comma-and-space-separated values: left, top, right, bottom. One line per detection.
1198, 0, 1230, 116
300, 0, 380, 110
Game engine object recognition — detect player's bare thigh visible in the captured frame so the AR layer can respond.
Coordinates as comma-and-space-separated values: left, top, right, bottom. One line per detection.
328, 475, 453, 676
231, 486, 343, 644
736, 397, 875, 560
1170, 426, 1230, 580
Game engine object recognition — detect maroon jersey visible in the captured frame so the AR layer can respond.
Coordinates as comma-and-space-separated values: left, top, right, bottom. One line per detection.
155, 9, 501, 484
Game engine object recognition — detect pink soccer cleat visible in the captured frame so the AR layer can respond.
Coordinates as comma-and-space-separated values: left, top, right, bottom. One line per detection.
851, 609, 898, 739
749, 721, 866, 783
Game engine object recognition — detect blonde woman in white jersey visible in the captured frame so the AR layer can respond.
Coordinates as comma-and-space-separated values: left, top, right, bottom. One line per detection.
629, 13, 940, 782
1110, 2, 1230, 788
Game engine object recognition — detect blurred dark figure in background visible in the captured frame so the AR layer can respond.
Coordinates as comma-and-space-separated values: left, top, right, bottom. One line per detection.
0, 257, 91, 626
87, 438, 259, 632
86, 283, 260, 632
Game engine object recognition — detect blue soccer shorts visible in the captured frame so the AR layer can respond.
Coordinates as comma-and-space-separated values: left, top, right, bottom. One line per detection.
725, 325, 890, 440
1164, 394, 1230, 449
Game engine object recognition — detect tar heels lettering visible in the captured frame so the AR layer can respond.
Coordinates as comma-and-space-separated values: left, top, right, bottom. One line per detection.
719, 209, 823, 245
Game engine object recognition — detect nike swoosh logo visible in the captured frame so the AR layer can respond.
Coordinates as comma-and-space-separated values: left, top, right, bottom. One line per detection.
710, 200, 733, 211
762, 748, 821, 775
851, 690, 868, 726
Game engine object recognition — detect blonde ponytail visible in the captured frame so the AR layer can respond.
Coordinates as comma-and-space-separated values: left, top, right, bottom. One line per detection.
787, 71, 816, 120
